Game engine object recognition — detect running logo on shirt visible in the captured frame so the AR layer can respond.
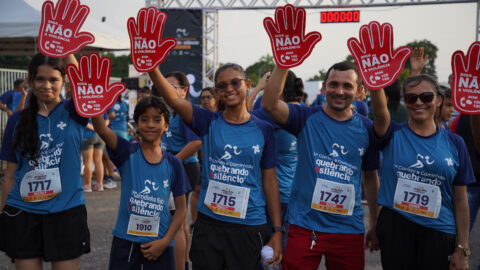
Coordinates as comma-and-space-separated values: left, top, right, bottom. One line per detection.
219, 144, 242, 161
329, 143, 348, 158
409, 154, 435, 169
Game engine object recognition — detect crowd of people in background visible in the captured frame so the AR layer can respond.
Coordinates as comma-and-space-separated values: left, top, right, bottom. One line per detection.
0, 6, 478, 269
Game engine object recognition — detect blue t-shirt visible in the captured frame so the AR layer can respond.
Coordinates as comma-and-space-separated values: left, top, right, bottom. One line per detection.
0, 90, 15, 110
353, 100, 369, 117
109, 101, 128, 132
253, 95, 263, 110
376, 122, 475, 234
191, 106, 277, 225
284, 104, 379, 234
251, 108, 297, 203
161, 114, 200, 164
311, 94, 326, 107
108, 137, 190, 244
0, 100, 87, 214
11, 91, 23, 111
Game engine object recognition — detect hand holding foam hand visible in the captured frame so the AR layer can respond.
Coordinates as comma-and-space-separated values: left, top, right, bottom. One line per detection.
451, 41, 480, 114
264, 4, 322, 69
128, 7, 177, 72
347, 21, 412, 90
38, 0, 94, 57
67, 53, 126, 118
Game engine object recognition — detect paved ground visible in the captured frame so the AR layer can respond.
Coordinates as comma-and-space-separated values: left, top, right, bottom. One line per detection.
0, 186, 479, 269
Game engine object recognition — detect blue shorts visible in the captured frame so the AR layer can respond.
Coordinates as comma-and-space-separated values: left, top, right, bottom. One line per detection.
108, 236, 175, 270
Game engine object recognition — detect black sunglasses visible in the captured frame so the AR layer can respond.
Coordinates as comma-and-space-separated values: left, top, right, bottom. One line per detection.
215, 78, 246, 92
404, 92, 435, 104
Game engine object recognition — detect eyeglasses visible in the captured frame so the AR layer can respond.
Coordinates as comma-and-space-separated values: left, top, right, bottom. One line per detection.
200, 95, 213, 100
170, 83, 184, 89
404, 92, 435, 104
215, 78, 246, 92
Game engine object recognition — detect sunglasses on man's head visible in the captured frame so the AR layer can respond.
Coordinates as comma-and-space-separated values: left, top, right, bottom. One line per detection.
404, 92, 435, 104
215, 78, 246, 92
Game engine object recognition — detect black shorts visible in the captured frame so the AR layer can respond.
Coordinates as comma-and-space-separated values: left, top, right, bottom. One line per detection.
183, 161, 201, 190
108, 236, 175, 270
376, 207, 456, 270
189, 213, 269, 270
0, 204, 90, 262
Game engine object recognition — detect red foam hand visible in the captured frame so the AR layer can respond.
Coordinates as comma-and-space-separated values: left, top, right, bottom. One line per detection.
38, 0, 94, 57
67, 53, 126, 118
347, 21, 412, 90
451, 42, 480, 114
264, 4, 322, 69
128, 7, 177, 72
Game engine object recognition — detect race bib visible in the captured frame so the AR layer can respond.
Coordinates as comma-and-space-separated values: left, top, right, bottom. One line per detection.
311, 178, 355, 215
127, 214, 160, 237
204, 180, 250, 219
20, 168, 62, 202
393, 178, 441, 218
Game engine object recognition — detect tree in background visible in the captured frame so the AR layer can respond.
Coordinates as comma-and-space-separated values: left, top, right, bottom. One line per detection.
308, 68, 327, 81
245, 54, 275, 86
101, 52, 130, 78
399, 39, 438, 81
0, 55, 31, 69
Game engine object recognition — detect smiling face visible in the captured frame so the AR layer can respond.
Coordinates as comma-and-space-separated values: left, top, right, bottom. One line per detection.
200, 89, 216, 111
166, 76, 188, 100
214, 68, 251, 108
137, 107, 169, 143
32, 65, 64, 105
324, 69, 359, 112
404, 80, 441, 123
439, 97, 454, 123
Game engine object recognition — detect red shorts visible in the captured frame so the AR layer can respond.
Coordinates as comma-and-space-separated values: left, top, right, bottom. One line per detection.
283, 224, 364, 270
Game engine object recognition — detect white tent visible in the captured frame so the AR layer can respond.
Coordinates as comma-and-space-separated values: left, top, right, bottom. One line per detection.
0, 0, 130, 55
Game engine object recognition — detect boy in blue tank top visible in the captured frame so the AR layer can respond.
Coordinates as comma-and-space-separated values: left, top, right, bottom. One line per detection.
90, 96, 190, 270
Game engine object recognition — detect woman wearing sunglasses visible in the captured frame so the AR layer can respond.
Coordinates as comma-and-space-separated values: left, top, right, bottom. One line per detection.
370, 74, 474, 270
148, 63, 282, 270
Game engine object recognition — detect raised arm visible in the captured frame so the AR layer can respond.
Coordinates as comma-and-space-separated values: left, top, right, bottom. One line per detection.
409, 47, 428, 76
370, 89, 391, 137
148, 68, 193, 125
91, 116, 118, 152
13, 88, 28, 113
262, 66, 290, 125
247, 71, 271, 111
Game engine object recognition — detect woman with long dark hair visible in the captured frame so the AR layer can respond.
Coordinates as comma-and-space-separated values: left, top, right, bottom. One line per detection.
0, 53, 90, 269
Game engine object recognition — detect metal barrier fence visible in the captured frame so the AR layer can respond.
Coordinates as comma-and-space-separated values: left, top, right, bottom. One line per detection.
0, 68, 28, 172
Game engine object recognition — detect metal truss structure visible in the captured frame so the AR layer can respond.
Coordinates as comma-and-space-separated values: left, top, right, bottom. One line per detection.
147, 0, 479, 87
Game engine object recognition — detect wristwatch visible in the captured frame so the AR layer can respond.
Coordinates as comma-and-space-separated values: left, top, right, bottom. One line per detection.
457, 244, 471, 256
272, 226, 285, 234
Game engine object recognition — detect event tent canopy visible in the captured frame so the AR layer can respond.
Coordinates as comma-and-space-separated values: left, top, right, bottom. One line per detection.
0, 0, 130, 55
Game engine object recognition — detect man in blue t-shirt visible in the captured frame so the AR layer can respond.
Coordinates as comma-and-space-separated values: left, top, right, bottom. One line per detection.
0, 78, 28, 116
263, 62, 380, 270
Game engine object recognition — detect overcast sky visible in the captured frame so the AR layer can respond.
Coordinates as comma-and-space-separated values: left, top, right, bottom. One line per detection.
25, 0, 478, 83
